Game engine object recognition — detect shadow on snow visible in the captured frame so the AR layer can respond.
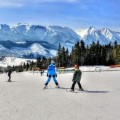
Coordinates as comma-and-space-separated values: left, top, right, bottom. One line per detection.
44, 87, 109, 93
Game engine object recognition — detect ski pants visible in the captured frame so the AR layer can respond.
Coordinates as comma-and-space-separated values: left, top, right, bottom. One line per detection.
45, 75, 58, 86
71, 81, 82, 90
8, 75, 11, 82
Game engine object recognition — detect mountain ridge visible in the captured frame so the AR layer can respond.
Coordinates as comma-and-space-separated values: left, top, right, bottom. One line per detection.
0, 24, 120, 58
75, 26, 120, 44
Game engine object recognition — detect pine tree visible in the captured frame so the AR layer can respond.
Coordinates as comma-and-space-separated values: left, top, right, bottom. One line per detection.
89, 41, 96, 65
57, 43, 62, 67
80, 40, 86, 65
61, 47, 66, 67
112, 41, 120, 64
36, 57, 42, 68
71, 42, 81, 65
95, 41, 101, 65
65, 48, 70, 67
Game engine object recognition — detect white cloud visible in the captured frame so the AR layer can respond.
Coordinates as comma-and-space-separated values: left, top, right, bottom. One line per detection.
0, 0, 24, 8
0, 0, 78, 8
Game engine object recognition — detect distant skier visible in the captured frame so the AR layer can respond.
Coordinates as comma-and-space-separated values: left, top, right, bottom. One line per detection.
70, 64, 84, 92
44, 60, 60, 89
40, 70, 42, 76
40, 70, 44, 76
7, 69, 12, 82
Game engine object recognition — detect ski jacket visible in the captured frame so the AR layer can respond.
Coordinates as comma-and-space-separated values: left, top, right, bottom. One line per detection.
72, 69, 82, 82
47, 64, 56, 76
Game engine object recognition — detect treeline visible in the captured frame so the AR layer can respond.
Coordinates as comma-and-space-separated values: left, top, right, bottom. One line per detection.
55, 40, 120, 67
2, 56, 53, 72
1, 40, 120, 72
4, 61, 36, 72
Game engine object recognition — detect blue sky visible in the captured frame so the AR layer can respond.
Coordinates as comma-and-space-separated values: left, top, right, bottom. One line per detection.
0, 0, 120, 31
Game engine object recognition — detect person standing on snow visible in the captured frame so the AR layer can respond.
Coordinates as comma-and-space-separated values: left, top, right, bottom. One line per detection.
44, 60, 60, 89
70, 64, 84, 92
40, 70, 43, 76
7, 69, 12, 82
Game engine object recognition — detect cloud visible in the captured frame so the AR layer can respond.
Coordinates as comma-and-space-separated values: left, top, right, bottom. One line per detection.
0, 0, 24, 8
0, 0, 78, 8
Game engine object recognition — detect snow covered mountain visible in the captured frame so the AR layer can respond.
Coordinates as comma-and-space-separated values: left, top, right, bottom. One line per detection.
100, 28, 120, 43
0, 23, 80, 46
76, 26, 120, 44
0, 24, 120, 59
0, 41, 58, 58
0, 24, 80, 58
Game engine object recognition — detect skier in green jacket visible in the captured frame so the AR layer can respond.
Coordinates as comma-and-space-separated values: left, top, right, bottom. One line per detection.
70, 64, 84, 91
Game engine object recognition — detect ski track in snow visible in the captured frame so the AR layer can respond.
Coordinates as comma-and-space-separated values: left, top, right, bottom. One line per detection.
0, 71, 120, 120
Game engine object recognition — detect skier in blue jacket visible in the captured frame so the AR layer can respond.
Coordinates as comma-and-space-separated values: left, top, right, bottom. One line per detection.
44, 60, 60, 89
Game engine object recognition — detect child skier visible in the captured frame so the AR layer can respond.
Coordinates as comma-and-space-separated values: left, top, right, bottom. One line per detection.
44, 60, 60, 89
70, 64, 84, 92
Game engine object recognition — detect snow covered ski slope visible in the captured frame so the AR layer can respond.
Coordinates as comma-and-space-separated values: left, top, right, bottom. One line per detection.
0, 71, 120, 120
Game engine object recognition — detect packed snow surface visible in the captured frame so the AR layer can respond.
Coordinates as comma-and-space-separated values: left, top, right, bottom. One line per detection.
0, 69, 120, 120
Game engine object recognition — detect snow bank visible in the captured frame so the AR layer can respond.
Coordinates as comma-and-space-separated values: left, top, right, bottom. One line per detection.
0, 57, 36, 67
